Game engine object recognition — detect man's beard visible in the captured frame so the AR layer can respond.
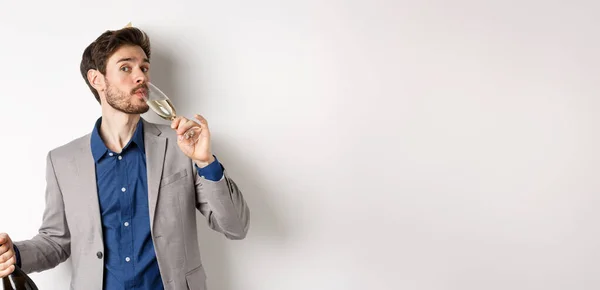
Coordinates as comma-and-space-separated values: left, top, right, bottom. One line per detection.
105, 81, 149, 114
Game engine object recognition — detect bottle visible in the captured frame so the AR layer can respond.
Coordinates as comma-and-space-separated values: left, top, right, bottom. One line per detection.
1, 265, 38, 290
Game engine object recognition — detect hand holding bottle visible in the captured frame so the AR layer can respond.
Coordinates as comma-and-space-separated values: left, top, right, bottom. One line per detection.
0, 233, 16, 278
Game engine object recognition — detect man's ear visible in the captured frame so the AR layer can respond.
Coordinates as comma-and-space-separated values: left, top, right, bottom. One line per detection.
87, 69, 106, 92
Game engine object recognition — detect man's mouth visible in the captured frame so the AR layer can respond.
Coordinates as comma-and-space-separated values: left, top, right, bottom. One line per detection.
133, 88, 147, 99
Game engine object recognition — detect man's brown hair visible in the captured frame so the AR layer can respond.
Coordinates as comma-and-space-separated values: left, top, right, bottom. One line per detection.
80, 27, 151, 103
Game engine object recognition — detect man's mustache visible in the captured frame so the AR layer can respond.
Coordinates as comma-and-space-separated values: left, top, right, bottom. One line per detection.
131, 84, 149, 95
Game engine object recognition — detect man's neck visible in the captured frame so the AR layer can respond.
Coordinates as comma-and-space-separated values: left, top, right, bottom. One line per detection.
99, 109, 141, 153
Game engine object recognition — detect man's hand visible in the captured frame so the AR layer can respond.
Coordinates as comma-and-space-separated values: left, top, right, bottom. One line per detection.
0, 233, 16, 278
171, 114, 215, 168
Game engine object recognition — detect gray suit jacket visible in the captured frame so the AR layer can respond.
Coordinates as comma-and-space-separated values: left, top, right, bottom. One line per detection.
14, 119, 250, 290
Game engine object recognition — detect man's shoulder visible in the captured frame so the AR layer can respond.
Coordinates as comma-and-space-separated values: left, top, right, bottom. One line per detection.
47, 133, 92, 160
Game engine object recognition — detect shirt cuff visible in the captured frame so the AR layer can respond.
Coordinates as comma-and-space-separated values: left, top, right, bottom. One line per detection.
13, 244, 21, 268
195, 155, 224, 181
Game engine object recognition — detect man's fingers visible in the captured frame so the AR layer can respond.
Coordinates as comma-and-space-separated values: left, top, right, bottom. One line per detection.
0, 249, 14, 264
195, 114, 210, 131
176, 119, 199, 136
0, 243, 8, 255
170, 116, 187, 129
194, 114, 206, 124
170, 117, 180, 129
0, 264, 15, 278
0, 234, 14, 256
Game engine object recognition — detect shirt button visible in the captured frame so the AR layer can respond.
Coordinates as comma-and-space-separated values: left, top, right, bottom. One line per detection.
121, 187, 126, 192
118, 156, 122, 160
125, 257, 131, 262
108, 152, 113, 156
96, 251, 103, 259
124, 222, 129, 227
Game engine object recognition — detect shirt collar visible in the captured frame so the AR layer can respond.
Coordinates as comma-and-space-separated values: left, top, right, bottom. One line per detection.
90, 117, 145, 162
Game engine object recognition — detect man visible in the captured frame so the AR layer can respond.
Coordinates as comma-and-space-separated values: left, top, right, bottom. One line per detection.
0, 26, 250, 290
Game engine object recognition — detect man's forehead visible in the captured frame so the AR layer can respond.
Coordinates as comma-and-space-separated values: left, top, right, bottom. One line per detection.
109, 46, 149, 64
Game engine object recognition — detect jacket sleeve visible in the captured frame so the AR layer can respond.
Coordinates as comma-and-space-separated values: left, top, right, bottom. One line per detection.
13, 151, 71, 273
193, 158, 250, 240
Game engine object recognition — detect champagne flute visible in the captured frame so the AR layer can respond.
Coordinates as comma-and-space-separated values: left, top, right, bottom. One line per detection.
142, 82, 201, 146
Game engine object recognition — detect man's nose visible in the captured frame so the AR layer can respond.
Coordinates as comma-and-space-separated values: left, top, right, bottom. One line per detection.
134, 68, 148, 84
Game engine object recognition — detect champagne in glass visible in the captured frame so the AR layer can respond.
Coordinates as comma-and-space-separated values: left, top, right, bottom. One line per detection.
142, 82, 201, 146
147, 99, 176, 121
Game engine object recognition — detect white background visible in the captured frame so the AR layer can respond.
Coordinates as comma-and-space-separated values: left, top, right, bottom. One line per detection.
1, 0, 599, 289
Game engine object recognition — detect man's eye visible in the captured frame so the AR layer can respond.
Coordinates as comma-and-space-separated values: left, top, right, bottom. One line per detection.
121, 66, 130, 72
142, 67, 149, 72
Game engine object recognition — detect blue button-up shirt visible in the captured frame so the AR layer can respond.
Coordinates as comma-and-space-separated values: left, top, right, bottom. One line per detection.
90, 117, 160, 289
14, 117, 223, 289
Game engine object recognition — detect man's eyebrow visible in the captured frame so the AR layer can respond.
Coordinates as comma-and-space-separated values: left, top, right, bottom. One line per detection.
116, 57, 150, 63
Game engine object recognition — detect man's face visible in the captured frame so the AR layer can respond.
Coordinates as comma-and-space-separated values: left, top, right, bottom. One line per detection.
102, 45, 150, 114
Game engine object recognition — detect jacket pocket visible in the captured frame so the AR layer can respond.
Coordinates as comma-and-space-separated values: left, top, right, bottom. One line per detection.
185, 265, 207, 290
160, 168, 188, 187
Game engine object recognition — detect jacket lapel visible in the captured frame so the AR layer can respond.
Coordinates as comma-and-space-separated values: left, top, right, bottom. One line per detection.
143, 119, 167, 229
73, 135, 103, 239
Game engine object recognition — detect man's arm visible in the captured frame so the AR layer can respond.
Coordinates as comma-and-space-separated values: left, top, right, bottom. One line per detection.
171, 115, 250, 239
13, 151, 71, 273
193, 156, 250, 239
